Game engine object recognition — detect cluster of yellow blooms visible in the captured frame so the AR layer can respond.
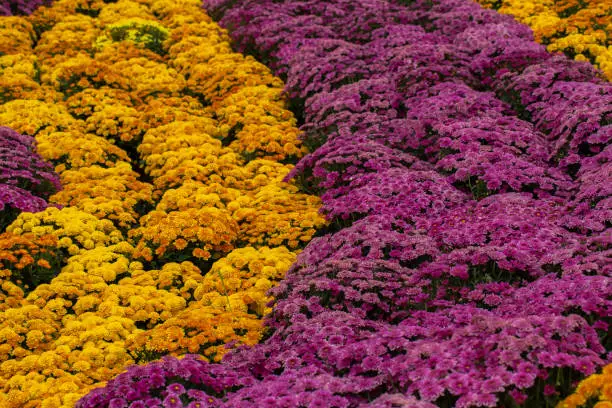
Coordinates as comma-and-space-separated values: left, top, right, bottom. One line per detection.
476, 0, 612, 79
126, 246, 296, 361
558, 363, 612, 408
0, 0, 327, 406
0, 232, 59, 309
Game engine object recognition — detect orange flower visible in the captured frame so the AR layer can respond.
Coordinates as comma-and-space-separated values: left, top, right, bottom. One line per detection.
36, 260, 51, 269
192, 248, 210, 259
172, 239, 187, 251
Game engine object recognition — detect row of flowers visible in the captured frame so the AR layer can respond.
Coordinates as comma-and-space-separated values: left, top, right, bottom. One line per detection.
475, 0, 611, 80
75, 0, 610, 406
3, 0, 610, 79
0, 0, 325, 406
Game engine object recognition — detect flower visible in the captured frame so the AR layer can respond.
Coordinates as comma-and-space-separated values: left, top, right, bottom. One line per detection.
162, 394, 182, 408
109, 398, 127, 408
166, 383, 185, 396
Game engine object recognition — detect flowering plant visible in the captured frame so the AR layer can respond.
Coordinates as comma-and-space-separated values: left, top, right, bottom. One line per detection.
0, 126, 60, 230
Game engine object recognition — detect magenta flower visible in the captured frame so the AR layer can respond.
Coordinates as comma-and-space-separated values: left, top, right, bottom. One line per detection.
1, 127, 61, 229
509, 389, 528, 404
162, 395, 182, 408
0, 0, 50, 15
108, 398, 127, 408
187, 401, 208, 408
166, 383, 186, 396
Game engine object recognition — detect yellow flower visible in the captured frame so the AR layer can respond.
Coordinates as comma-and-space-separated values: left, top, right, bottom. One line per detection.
130, 207, 239, 261
35, 15, 100, 62
559, 363, 612, 407
97, 0, 155, 26
0, 100, 83, 137
50, 162, 154, 228
184, 54, 284, 102
8, 207, 123, 254
0, 17, 36, 55
98, 18, 169, 55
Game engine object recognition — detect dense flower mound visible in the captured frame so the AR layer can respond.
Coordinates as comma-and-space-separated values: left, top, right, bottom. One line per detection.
0, 126, 60, 230
475, 0, 612, 80
0, 0, 48, 16
74, 0, 612, 406
0, 0, 325, 406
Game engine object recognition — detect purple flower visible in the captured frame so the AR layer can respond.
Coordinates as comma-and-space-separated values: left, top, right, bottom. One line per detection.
162, 395, 182, 408
186, 401, 207, 408
509, 389, 528, 404
543, 384, 557, 396
0, 127, 61, 229
511, 371, 536, 389
186, 390, 208, 399
0, 0, 50, 15
144, 398, 162, 407
108, 399, 127, 408
150, 374, 165, 388
166, 383, 186, 396
446, 373, 472, 395
480, 377, 504, 394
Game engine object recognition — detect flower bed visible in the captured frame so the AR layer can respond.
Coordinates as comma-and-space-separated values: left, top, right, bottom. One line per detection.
0, 0, 609, 406
0, 0, 325, 406
77, 0, 612, 406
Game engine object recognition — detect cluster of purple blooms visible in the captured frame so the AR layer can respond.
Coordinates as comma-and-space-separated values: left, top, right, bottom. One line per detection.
0, 0, 49, 15
0, 126, 60, 229
77, 0, 611, 407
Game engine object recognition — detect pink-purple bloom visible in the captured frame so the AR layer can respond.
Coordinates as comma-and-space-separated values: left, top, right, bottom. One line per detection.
0, 126, 61, 230
0, 0, 50, 15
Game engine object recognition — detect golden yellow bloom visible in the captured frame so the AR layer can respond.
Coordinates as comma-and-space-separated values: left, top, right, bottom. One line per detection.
34, 15, 100, 62
138, 118, 220, 159
7, 207, 123, 254
97, 0, 155, 26
150, 0, 211, 24
194, 246, 296, 316
558, 363, 612, 407
184, 54, 284, 103
0, 55, 61, 103
126, 304, 263, 362
156, 180, 242, 213
112, 57, 186, 98
130, 207, 239, 261
0, 17, 36, 55
233, 182, 327, 249
39, 130, 131, 172
0, 100, 83, 137
42, 53, 131, 96
96, 18, 169, 55
139, 95, 207, 128
50, 162, 154, 228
